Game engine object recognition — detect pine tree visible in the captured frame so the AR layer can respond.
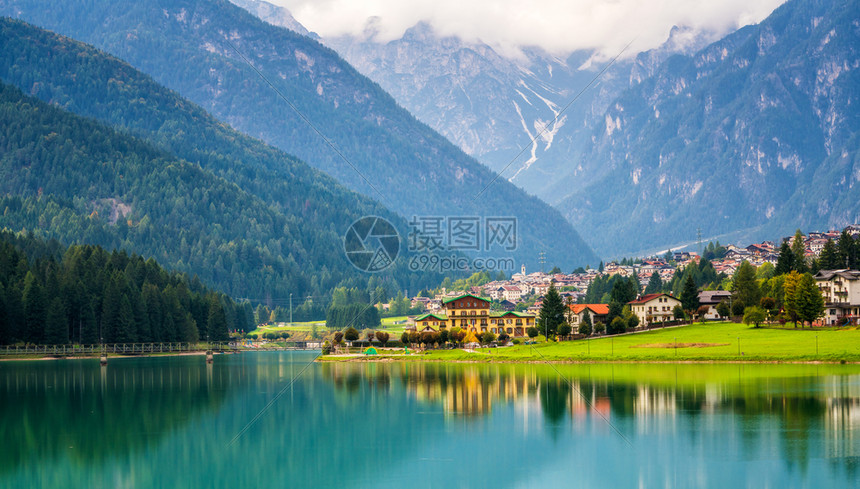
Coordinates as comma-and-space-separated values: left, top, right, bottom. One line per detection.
644, 271, 662, 294
22, 271, 45, 344
775, 241, 794, 276
114, 295, 137, 343
819, 240, 841, 270
207, 295, 229, 342
837, 230, 856, 269
538, 283, 565, 338
733, 261, 761, 309
606, 300, 624, 333
580, 309, 593, 336
681, 274, 700, 316
791, 230, 808, 273
44, 297, 68, 345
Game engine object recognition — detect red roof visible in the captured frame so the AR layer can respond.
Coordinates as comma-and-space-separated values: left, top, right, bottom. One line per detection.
568, 304, 610, 315
628, 293, 676, 305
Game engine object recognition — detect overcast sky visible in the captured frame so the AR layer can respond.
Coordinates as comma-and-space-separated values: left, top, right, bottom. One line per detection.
268, 0, 786, 57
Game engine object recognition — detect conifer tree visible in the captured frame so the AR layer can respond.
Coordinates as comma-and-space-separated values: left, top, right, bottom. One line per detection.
775, 241, 794, 276
732, 261, 761, 309
22, 271, 45, 344
791, 230, 808, 273
644, 272, 662, 294
539, 283, 565, 338
819, 240, 841, 270
681, 274, 700, 317
207, 295, 229, 342
44, 297, 68, 345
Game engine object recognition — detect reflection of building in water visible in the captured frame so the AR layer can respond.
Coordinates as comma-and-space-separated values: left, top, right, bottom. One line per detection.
824, 376, 860, 458
634, 386, 677, 434
398, 365, 540, 417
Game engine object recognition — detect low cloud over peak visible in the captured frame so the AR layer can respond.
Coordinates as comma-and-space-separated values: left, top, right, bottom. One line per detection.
270, 0, 786, 58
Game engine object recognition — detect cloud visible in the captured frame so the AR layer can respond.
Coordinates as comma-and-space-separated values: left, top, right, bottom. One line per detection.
268, 0, 786, 57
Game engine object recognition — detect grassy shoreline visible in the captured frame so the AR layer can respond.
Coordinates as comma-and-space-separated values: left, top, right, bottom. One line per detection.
318, 322, 860, 364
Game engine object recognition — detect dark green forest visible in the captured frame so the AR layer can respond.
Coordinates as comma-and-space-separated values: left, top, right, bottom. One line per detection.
0, 3, 599, 269
0, 17, 449, 305
0, 229, 254, 345
0, 78, 449, 316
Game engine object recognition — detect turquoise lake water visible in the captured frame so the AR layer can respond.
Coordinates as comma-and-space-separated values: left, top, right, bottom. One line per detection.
2, 352, 859, 488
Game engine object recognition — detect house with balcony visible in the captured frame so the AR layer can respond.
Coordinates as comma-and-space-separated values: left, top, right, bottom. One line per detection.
814, 270, 860, 325
628, 293, 681, 327
413, 293, 535, 337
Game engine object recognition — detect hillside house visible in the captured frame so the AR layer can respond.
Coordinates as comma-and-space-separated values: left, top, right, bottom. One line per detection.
628, 293, 681, 327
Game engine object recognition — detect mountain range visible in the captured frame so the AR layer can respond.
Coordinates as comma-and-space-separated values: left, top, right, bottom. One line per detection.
0, 16, 448, 304
231, 0, 860, 257
0, 0, 598, 269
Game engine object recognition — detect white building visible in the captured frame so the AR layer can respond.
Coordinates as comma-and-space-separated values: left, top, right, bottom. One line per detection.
628, 293, 682, 327
814, 270, 860, 325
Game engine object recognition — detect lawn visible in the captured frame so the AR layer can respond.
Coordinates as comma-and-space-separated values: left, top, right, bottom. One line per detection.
249, 316, 411, 336
409, 322, 860, 363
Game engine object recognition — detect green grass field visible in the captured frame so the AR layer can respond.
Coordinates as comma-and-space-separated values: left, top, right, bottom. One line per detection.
336, 322, 860, 363
249, 316, 411, 336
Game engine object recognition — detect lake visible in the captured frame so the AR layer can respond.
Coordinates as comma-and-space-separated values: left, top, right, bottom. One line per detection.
2, 352, 859, 488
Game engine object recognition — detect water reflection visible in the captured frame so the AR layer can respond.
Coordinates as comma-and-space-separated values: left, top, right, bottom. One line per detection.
321, 361, 860, 476
1, 355, 859, 488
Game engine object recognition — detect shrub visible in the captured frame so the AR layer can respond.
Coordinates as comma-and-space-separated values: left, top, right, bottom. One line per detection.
526, 327, 539, 338
343, 327, 360, 342
497, 330, 510, 344
593, 321, 606, 335
512, 338, 522, 345
480, 331, 496, 345
334, 332, 344, 345
557, 323, 572, 339
578, 321, 592, 336
375, 331, 390, 346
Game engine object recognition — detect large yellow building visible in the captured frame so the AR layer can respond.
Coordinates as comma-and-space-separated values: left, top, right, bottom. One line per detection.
414, 294, 536, 337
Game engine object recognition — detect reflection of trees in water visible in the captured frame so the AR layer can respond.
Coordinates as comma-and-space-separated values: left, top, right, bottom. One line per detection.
0, 358, 234, 475
322, 362, 860, 472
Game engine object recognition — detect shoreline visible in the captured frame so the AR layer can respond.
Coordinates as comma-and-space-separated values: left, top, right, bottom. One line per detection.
0, 351, 238, 362
316, 354, 859, 365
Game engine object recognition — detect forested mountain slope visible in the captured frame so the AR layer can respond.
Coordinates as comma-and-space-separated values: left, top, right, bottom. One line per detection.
0, 0, 598, 268
0, 80, 407, 303
0, 17, 446, 303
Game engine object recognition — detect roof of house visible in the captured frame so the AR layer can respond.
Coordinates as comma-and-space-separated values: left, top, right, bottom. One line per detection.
697, 290, 732, 304
814, 269, 860, 281
628, 293, 678, 305
415, 313, 448, 321
442, 294, 491, 304
490, 311, 535, 318
568, 304, 610, 315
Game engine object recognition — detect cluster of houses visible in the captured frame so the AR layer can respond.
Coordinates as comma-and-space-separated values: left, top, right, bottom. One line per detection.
403, 225, 860, 336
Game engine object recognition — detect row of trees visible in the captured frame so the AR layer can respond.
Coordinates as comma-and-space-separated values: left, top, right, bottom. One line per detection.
0, 230, 252, 345
325, 303, 381, 329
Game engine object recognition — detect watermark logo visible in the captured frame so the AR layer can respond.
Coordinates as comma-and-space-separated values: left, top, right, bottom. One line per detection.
344, 215, 518, 273
344, 216, 400, 272
408, 216, 517, 252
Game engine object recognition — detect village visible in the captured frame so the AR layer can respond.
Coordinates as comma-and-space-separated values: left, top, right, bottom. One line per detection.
403, 225, 860, 337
